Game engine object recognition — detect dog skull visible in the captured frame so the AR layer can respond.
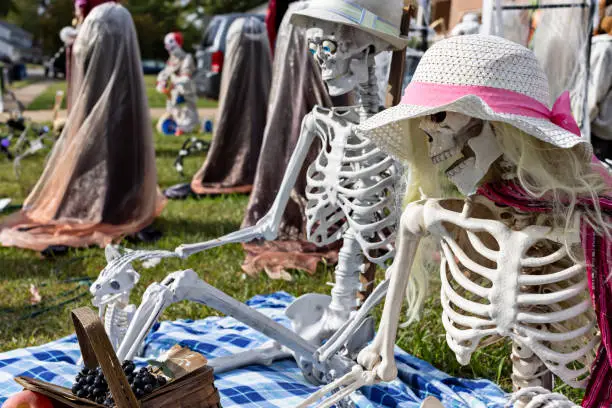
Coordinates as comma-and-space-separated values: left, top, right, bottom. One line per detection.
419, 111, 503, 195
305, 20, 387, 96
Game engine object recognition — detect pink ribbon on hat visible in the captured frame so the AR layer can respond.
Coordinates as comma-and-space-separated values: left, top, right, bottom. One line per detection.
549, 91, 581, 136
402, 82, 581, 136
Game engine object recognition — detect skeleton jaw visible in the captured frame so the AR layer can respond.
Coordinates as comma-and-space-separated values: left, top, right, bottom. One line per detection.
322, 55, 369, 96
437, 145, 482, 195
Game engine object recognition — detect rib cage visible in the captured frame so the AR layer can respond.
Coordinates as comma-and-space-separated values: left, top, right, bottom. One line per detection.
423, 197, 599, 388
305, 106, 400, 266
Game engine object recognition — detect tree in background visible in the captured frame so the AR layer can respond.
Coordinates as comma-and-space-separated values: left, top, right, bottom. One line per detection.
0, 0, 19, 18
126, 0, 200, 60
4, 0, 267, 59
38, 0, 74, 56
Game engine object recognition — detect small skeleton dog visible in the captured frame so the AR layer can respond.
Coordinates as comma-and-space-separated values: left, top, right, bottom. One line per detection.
156, 32, 200, 136
92, 0, 410, 388
301, 35, 612, 408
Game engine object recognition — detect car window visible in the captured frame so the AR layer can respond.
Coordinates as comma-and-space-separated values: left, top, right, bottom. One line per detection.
203, 19, 222, 48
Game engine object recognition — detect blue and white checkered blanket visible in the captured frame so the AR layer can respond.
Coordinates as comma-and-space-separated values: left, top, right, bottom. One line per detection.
0, 292, 508, 407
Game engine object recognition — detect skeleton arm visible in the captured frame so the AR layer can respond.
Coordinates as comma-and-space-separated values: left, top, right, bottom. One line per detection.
357, 202, 425, 382
156, 60, 173, 93
176, 113, 318, 257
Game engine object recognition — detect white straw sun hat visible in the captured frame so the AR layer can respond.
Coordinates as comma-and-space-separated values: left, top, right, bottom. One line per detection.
356, 34, 592, 162
290, 0, 410, 50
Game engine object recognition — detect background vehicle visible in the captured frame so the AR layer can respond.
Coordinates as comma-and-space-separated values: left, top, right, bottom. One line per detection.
142, 59, 166, 75
194, 13, 264, 100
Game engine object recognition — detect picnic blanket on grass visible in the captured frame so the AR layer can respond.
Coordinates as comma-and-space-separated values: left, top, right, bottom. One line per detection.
0, 292, 508, 407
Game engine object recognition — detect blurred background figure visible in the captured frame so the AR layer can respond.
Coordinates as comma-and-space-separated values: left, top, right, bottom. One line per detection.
589, 1, 612, 161
265, 0, 299, 53
157, 32, 200, 136
0, 1, 165, 253
188, 17, 272, 196
449, 12, 481, 36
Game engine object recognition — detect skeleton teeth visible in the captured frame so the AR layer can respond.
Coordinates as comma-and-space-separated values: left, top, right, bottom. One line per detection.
446, 157, 475, 177
431, 148, 458, 164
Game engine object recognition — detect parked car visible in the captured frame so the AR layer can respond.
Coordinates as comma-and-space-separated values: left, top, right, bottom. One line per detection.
195, 13, 265, 100
142, 59, 166, 75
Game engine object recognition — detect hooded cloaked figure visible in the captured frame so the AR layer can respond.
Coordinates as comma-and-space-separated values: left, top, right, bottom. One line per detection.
238, 3, 350, 279
0, 2, 165, 252
190, 17, 273, 195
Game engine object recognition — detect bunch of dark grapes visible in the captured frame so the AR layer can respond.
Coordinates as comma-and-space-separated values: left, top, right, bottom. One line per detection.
71, 360, 168, 406
71, 366, 108, 405
122, 360, 167, 399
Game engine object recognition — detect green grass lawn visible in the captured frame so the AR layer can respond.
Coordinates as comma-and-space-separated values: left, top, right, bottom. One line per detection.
9, 78, 42, 90
25, 81, 67, 111
26, 75, 218, 111
0, 129, 584, 403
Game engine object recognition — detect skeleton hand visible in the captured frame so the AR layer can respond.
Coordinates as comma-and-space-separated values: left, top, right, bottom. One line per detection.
156, 81, 170, 94
356, 322, 398, 382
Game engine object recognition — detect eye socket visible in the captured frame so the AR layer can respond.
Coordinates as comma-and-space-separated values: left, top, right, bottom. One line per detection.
430, 111, 447, 123
308, 42, 317, 55
110, 280, 121, 290
322, 40, 337, 54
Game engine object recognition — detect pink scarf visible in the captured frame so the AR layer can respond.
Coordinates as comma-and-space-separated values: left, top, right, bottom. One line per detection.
478, 181, 612, 407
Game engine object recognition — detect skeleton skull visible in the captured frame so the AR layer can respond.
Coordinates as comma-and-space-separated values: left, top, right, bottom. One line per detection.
419, 111, 503, 195
305, 20, 388, 96
164, 32, 183, 57
91, 246, 140, 308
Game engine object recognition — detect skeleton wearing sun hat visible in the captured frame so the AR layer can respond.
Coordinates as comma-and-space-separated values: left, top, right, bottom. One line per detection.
300, 34, 612, 408
157, 32, 200, 135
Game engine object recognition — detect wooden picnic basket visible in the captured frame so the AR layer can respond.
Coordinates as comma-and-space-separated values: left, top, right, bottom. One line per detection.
15, 307, 221, 408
